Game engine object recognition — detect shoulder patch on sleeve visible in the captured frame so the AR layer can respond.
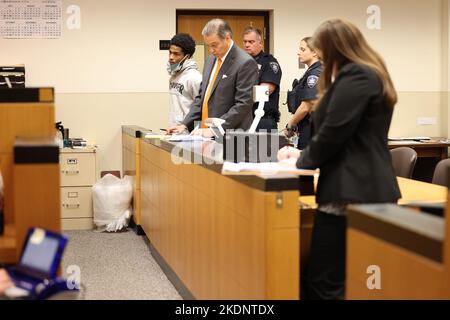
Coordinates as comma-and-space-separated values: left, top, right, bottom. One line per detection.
307, 75, 319, 88
269, 62, 280, 74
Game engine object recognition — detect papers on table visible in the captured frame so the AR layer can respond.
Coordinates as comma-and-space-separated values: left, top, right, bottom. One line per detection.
167, 135, 213, 142
388, 136, 431, 141
221, 161, 318, 176
144, 134, 171, 139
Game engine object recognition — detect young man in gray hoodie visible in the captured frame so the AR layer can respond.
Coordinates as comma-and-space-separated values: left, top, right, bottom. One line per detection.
167, 33, 202, 127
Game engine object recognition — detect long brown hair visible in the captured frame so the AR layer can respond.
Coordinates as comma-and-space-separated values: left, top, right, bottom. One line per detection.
313, 18, 397, 108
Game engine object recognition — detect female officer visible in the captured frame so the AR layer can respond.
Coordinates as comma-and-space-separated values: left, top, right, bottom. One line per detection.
278, 19, 401, 299
284, 37, 322, 149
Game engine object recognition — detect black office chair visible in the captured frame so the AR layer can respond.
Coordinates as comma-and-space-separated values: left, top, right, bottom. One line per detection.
432, 158, 450, 186
390, 147, 417, 178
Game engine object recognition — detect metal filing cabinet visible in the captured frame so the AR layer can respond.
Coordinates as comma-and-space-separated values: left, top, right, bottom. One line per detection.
60, 147, 97, 230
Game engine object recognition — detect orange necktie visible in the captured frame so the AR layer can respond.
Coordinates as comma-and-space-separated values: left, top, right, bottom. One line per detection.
201, 58, 222, 128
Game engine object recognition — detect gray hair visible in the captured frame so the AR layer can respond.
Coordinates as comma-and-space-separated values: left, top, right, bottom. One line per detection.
243, 26, 263, 41
202, 19, 233, 39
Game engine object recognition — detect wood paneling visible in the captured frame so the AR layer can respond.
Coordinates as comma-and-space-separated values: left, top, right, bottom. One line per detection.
0, 93, 58, 264
0, 103, 54, 224
140, 141, 300, 299
347, 228, 448, 299
0, 103, 54, 152
178, 14, 267, 52
122, 132, 142, 225
347, 188, 450, 299
265, 191, 300, 299
0, 154, 13, 224
14, 164, 61, 259
0, 224, 16, 264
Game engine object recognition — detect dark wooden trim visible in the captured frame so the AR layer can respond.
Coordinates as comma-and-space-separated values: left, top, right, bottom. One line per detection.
143, 236, 195, 300
177, 9, 268, 17
14, 138, 59, 164
263, 12, 270, 52
0, 88, 38, 103
128, 216, 145, 236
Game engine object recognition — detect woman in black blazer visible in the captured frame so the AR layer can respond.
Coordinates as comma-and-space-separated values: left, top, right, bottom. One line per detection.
278, 18, 401, 300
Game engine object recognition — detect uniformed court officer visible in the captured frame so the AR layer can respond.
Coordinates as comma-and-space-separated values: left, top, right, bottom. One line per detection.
285, 37, 322, 149
243, 27, 282, 131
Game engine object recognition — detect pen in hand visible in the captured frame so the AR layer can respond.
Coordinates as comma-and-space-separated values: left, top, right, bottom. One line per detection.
189, 124, 200, 136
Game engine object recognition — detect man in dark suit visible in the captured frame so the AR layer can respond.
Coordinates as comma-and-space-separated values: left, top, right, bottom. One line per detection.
167, 19, 259, 137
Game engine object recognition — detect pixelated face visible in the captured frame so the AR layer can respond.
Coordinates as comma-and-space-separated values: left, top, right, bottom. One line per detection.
298, 40, 316, 65
204, 33, 231, 59
243, 31, 263, 57
169, 45, 186, 64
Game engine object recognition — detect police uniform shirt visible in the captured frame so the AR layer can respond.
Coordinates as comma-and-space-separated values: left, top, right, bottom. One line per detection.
295, 61, 323, 150
295, 61, 322, 106
253, 52, 282, 119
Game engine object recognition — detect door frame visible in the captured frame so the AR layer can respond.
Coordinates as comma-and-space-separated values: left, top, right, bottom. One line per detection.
176, 10, 271, 53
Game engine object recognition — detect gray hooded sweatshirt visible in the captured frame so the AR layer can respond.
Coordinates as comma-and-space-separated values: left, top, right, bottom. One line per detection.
168, 59, 202, 127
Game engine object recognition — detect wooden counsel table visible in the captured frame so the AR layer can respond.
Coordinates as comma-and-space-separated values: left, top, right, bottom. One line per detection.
299, 176, 447, 209
347, 194, 450, 299
0, 88, 60, 265
122, 126, 448, 300
396, 176, 447, 204
122, 126, 311, 300
299, 175, 449, 299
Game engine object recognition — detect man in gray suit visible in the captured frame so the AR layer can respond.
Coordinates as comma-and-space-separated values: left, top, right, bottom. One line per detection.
167, 19, 259, 137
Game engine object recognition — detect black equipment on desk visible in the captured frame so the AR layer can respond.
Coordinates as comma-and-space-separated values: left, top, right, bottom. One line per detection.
222, 131, 289, 163
0, 66, 25, 88
68, 138, 87, 148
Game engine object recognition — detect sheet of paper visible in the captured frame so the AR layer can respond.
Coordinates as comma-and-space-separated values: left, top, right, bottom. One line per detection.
221, 161, 317, 176
168, 135, 213, 142
144, 134, 171, 139
388, 136, 431, 141
143, 133, 213, 141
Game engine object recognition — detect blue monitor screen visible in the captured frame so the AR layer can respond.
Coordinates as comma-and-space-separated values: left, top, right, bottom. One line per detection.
20, 236, 60, 274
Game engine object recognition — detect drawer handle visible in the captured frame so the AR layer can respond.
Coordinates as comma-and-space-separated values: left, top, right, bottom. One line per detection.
62, 203, 80, 209
62, 170, 80, 175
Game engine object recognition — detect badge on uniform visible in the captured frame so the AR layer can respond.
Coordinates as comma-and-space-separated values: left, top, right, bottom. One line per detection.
269, 62, 280, 74
307, 75, 319, 88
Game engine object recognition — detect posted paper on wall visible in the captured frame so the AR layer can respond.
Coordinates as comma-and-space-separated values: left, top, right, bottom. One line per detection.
0, 0, 62, 39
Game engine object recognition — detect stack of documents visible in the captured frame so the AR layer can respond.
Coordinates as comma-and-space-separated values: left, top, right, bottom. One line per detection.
221, 161, 318, 176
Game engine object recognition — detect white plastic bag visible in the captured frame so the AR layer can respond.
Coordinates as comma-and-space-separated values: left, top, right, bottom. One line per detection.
92, 174, 133, 232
